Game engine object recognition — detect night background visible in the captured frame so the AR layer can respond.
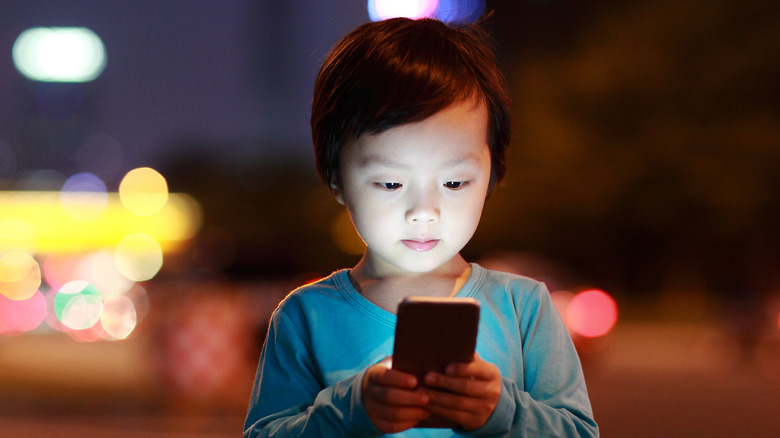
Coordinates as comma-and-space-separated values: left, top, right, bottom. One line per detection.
1, 0, 779, 436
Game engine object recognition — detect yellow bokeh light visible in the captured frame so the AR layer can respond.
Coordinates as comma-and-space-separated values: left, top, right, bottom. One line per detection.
0, 252, 41, 301
119, 167, 169, 216
0, 218, 38, 255
60, 191, 108, 221
114, 233, 163, 281
0, 191, 201, 253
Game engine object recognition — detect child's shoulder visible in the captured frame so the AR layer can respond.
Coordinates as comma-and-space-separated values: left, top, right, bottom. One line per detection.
475, 264, 550, 295
273, 269, 351, 314
473, 265, 558, 321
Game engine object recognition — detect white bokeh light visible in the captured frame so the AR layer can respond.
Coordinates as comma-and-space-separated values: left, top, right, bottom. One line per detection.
368, 0, 439, 21
13, 27, 107, 82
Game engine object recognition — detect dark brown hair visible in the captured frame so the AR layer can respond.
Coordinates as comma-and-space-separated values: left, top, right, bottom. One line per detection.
311, 17, 510, 193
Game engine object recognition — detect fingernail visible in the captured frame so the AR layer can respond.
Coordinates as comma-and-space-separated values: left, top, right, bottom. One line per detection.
425, 373, 435, 384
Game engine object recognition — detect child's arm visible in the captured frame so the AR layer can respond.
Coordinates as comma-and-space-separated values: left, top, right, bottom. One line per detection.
244, 309, 383, 438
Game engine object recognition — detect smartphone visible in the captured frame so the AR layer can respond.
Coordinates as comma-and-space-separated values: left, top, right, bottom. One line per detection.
392, 296, 481, 428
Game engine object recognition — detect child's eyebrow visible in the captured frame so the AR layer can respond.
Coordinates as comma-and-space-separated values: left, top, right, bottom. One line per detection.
358, 155, 404, 168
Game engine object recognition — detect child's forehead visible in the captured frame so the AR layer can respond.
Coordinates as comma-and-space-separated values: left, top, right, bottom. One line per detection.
355, 152, 485, 169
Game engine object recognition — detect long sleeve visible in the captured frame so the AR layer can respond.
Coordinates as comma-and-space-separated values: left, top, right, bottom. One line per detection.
456, 376, 597, 437
512, 283, 597, 436
457, 275, 598, 437
243, 308, 381, 437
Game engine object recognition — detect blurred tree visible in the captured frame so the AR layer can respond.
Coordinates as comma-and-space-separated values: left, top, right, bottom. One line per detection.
478, 0, 779, 298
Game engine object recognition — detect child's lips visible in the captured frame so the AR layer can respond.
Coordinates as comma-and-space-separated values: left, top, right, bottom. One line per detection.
401, 239, 439, 252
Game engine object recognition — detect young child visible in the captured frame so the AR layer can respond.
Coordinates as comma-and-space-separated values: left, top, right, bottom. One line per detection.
244, 17, 598, 437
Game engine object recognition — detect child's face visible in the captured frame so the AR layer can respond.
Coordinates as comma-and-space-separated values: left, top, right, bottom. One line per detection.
334, 99, 491, 277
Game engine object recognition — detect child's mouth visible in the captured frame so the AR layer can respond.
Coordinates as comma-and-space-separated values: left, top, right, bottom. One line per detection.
401, 239, 439, 252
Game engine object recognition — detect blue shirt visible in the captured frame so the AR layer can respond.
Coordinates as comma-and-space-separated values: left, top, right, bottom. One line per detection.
244, 264, 598, 437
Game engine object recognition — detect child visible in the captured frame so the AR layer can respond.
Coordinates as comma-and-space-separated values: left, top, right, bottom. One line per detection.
244, 17, 598, 437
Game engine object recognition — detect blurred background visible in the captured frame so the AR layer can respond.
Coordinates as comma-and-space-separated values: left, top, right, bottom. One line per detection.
1, 0, 779, 436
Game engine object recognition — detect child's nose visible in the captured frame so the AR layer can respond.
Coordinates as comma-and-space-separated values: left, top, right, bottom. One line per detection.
405, 188, 440, 224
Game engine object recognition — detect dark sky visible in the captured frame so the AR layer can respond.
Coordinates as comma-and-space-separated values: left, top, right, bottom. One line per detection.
0, 0, 369, 184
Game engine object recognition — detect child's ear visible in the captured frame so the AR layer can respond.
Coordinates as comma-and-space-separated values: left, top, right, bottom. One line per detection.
330, 181, 346, 205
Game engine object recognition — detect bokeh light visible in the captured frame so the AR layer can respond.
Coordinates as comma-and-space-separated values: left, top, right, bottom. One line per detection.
125, 284, 150, 324
119, 167, 169, 216
86, 249, 135, 296
114, 233, 164, 281
368, 0, 484, 22
42, 254, 81, 291
12, 27, 107, 82
0, 251, 41, 301
0, 289, 46, 334
43, 287, 65, 332
1, 191, 201, 254
60, 172, 108, 221
54, 280, 102, 330
100, 294, 137, 340
433, 0, 485, 23
368, 0, 439, 21
566, 289, 618, 338
0, 217, 38, 254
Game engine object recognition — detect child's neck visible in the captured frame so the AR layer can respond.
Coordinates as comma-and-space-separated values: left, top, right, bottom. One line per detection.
348, 256, 472, 314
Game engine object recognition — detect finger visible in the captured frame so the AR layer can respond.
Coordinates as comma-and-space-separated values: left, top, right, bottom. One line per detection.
368, 366, 418, 389
445, 355, 499, 381
425, 386, 481, 409
424, 403, 483, 431
365, 385, 430, 407
424, 372, 484, 396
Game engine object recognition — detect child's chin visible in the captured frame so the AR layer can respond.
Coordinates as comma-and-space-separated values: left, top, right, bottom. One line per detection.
400, 259, 456, 274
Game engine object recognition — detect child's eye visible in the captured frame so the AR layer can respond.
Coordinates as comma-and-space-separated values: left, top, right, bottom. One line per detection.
376, 182, 402, 191
444, 181, 468, 190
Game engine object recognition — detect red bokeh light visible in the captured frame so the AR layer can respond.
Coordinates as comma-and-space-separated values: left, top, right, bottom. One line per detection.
566, 289, 618, 338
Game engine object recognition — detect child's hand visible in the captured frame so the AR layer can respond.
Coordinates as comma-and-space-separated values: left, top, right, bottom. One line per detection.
423, 353, 502, 431
362, 358, 431, 434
